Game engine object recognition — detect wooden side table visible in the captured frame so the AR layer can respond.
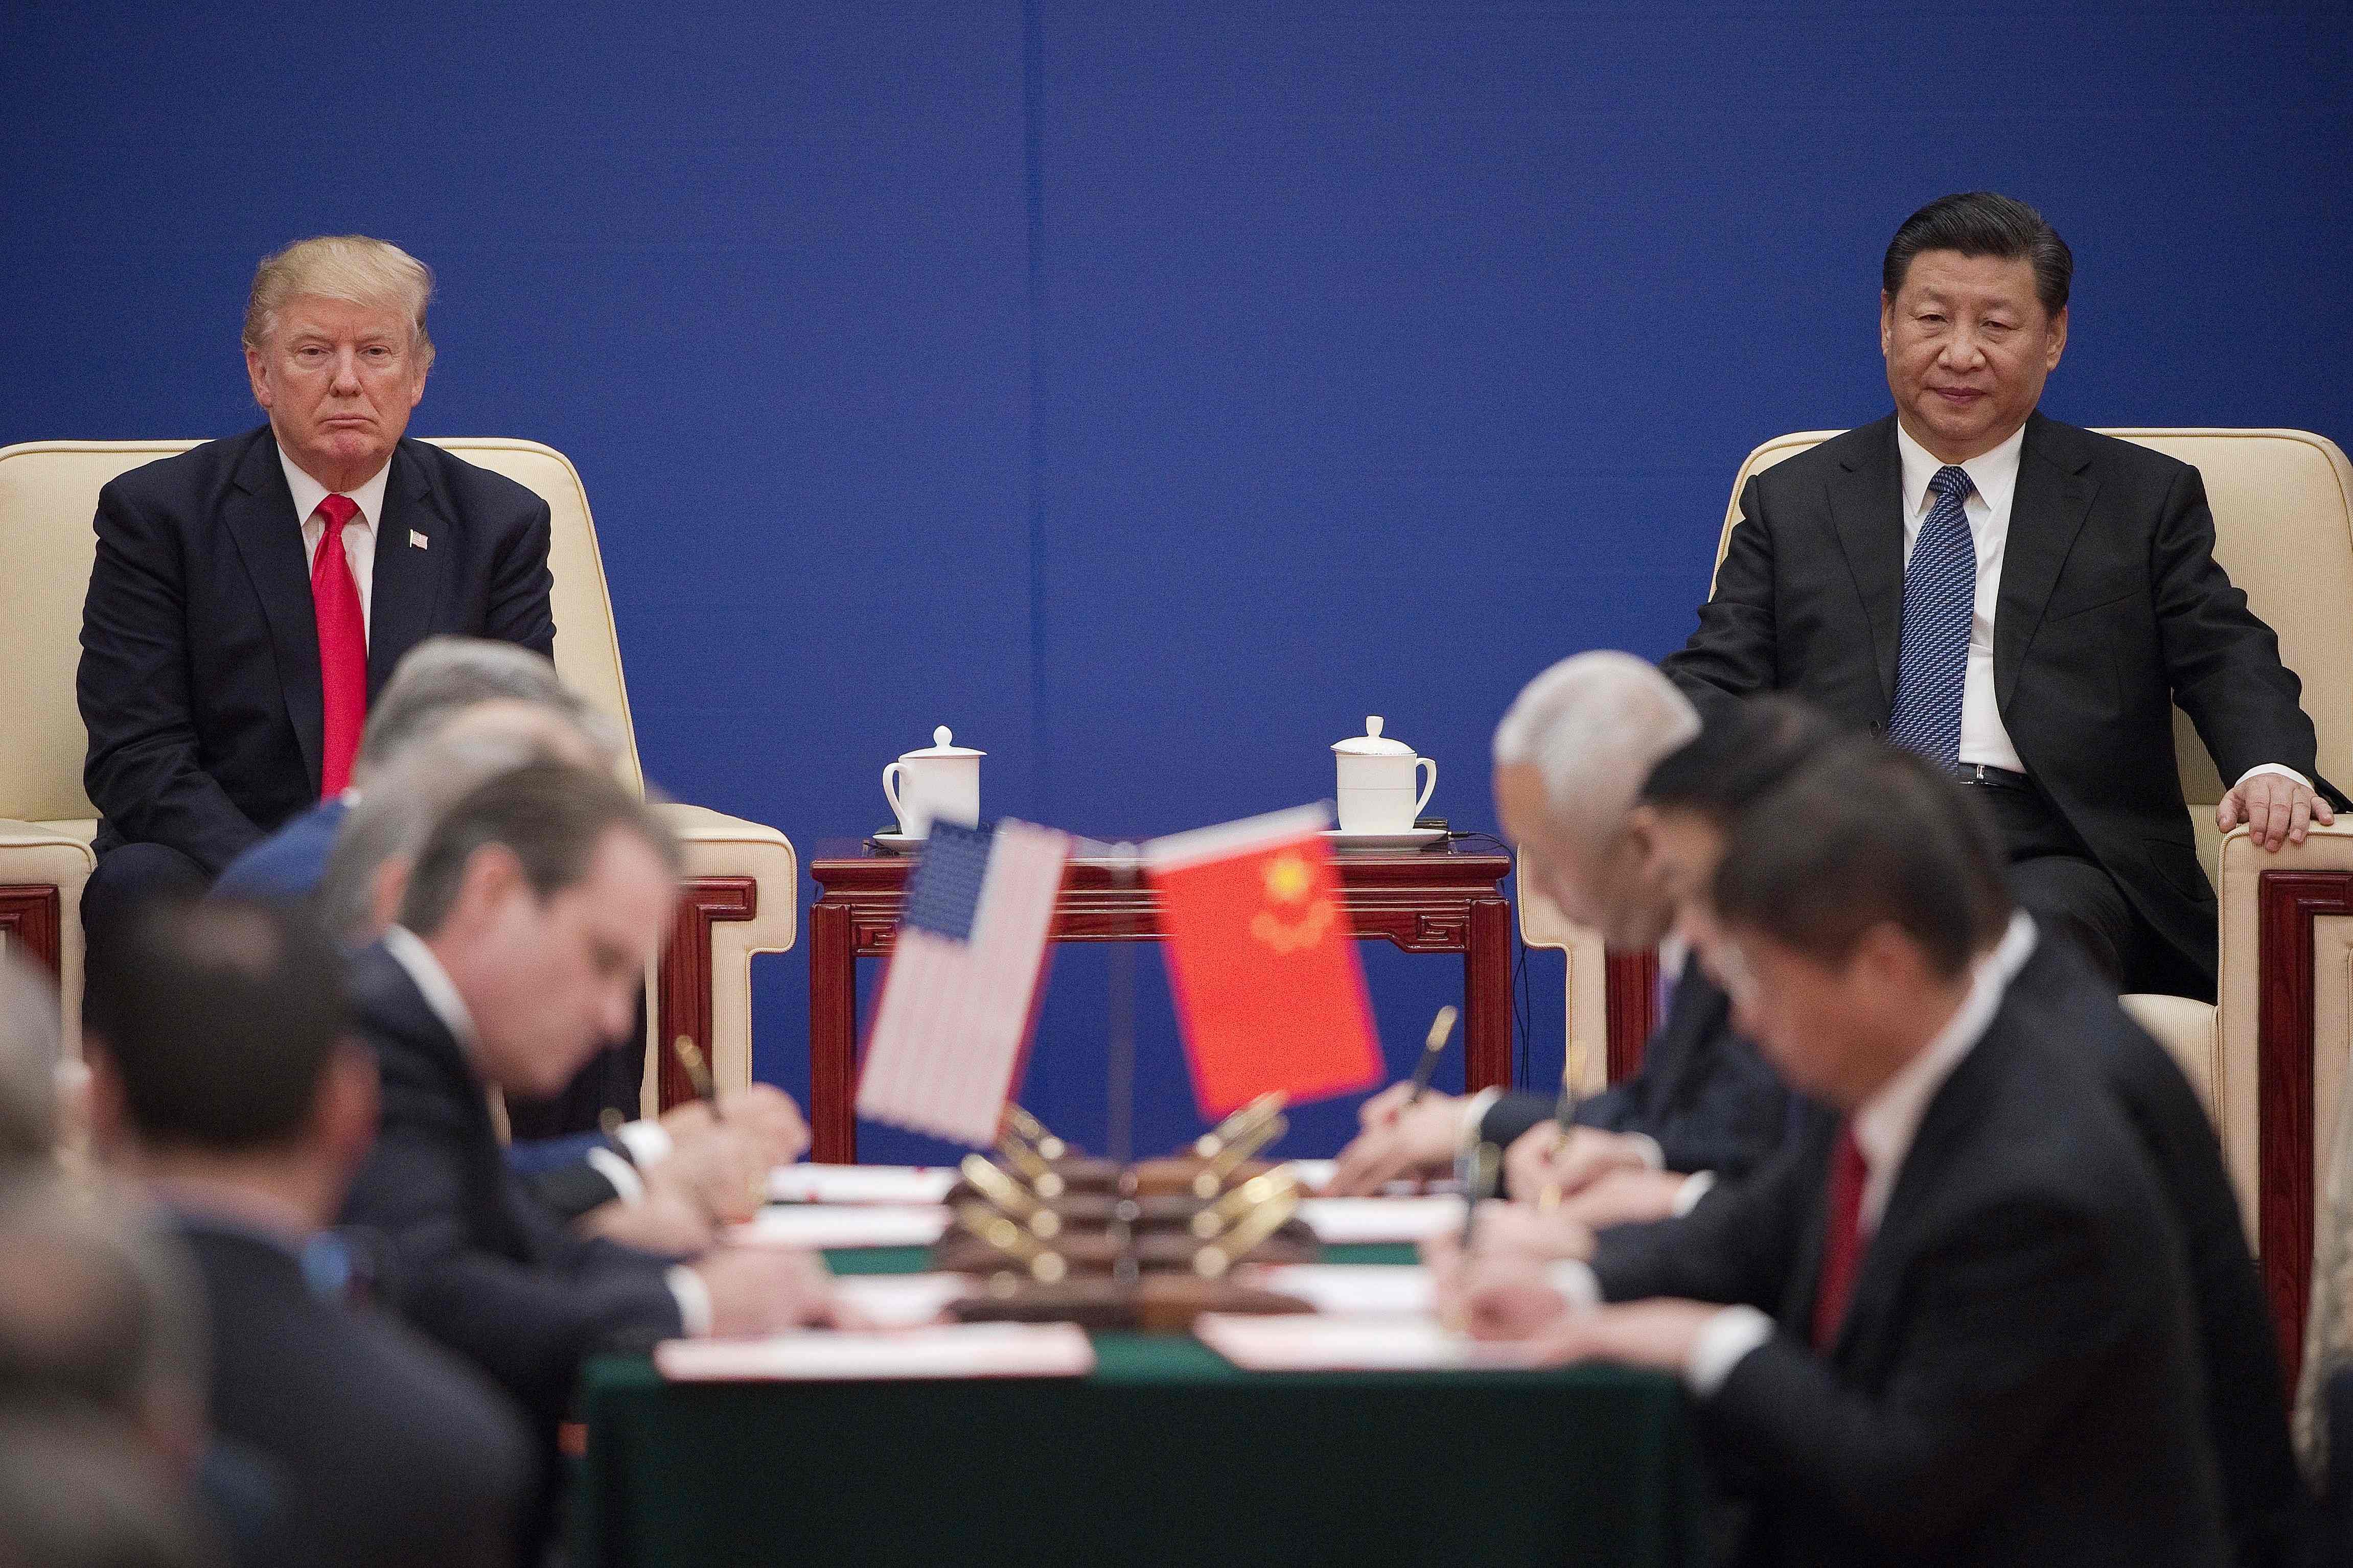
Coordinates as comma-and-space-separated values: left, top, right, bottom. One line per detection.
806, 838, 1516, 1162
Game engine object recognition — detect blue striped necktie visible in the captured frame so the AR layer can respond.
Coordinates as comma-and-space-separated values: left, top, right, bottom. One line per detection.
1886, 465, 1977, 767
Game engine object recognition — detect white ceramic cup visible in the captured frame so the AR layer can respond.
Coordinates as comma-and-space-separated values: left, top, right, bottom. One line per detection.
882, 726, 982, 838
1332, 717, 1437, 833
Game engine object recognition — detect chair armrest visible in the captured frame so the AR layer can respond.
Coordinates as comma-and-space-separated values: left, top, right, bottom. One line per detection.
0, 820, 98, 1050
643, 802, 799, 1110
1513, 849, 1609, 1097
2216, 822, 2353, 1350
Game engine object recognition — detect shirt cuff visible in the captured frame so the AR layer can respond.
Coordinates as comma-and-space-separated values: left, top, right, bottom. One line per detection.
2236, 763, 2312, 791
1672, 1171, 1716, 1217
584, 1146, 647, 1206
1457, 1088, 1505, 1159
1542, 1260, 1603, 1313
614, 1119, 675, 1169
1685, 1305, 1774, 1396
1629, 1133, 1665, 1171
666, 1264, 712, 1338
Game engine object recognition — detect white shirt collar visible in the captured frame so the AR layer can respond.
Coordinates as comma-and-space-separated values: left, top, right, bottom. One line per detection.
1894, 418, 2024, 520
1851, 911, 2038, 1229
380, 924, 480, 1054
277, 439, 393, 531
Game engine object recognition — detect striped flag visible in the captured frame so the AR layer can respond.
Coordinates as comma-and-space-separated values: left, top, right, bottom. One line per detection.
856, 819, 1070, 1146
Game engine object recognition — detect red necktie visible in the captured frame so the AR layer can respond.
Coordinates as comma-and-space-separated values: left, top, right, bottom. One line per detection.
310, 494, 367, 798
1811, 1120, 1869, 1351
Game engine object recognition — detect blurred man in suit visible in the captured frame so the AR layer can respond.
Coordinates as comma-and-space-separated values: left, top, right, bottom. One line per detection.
1663, 191, 2338, 999
82, 898, 534, 1568
1455, 741, 2229, 1565
321, 726, 794, 1256
1328, 652, 1789, 1202
1462, 705, 2303, 1563
335, 760, 839, 1467
78, 236, 555, 941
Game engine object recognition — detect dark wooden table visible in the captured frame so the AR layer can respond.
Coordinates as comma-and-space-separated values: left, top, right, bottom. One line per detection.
806, 837, 1515, 1162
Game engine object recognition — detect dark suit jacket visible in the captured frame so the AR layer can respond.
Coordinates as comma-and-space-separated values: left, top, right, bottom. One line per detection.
173, 1214, 533, 1568
2005, 938, 2301, 1567
79, 426, 555, 873
1478, 960, 1787, 1184
1662, 411, 2335, 998
337, 941, 683, 1439
1590, 964, 2228, 1566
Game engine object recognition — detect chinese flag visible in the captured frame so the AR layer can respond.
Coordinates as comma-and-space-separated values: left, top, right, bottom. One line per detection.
1144, 805, 1383, 1117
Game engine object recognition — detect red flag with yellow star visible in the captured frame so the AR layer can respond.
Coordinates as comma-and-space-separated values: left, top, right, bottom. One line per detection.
1143, 804, 1382, 1117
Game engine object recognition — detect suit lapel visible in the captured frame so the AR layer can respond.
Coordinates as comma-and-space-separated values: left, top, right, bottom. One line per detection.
1824, 1021, 2010, 1359
367, 442, 449, 695
1995, 413, 2099, 714
221, 431, 325, 794
1827, 417, 1908, 710
1638, 961, 1726, 1109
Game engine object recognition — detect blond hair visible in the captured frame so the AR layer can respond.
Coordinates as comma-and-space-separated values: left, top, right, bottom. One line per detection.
242, 235, 435, 369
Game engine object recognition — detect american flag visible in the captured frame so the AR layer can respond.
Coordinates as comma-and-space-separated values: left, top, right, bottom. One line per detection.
856, 819, 1070, 1146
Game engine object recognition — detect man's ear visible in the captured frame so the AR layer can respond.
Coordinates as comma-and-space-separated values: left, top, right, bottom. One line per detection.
1879, 289, 1896, 358
312, 1041, 380, 1175
2044, 304, 2069, 372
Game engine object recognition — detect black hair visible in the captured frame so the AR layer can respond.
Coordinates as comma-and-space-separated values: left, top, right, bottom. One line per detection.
83, 899, 349, 1152
1712, 739, 2012, 978
1884, 191, 2072, 317
1640, 695, 1846, 817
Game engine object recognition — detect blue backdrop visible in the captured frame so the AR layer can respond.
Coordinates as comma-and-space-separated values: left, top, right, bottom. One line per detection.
6, 2, 2348, 1162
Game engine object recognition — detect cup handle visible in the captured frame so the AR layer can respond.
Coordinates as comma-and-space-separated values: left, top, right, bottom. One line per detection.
882, 762, 904, 829
1414, 757, 1437, 818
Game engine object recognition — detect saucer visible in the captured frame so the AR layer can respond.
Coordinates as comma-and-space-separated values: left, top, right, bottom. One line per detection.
1319, 827, 1448, 849
870, 831, 925, 852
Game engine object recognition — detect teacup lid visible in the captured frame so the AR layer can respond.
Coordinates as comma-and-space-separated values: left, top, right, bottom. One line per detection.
1332, 715, 1415, 756
902, 724, 985, 759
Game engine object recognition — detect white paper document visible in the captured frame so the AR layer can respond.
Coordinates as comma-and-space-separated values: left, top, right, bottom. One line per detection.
1250, 1264, 1434, 1317
1193, 1313, 1537, 1373
767, 1163, 960, 1206
1297, 1195, 1465, 1245
833, 1272, 975, 1329
656, 1322, 1096, 1383
730, 1204, 949, 1249
1284, 1158, 1336, 1193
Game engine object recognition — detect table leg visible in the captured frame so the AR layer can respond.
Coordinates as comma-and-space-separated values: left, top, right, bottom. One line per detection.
809, 901, 858, 1162
1464, 895, 1513, 1092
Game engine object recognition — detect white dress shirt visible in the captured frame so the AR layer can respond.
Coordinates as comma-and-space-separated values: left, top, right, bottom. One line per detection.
379, 925, 711, 1336
1894, 421, 2302, 792
278, 444, 389, 638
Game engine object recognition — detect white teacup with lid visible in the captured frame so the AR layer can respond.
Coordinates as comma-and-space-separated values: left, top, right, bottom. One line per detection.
1332, 716, 1436, 834
883, 726, 983, 839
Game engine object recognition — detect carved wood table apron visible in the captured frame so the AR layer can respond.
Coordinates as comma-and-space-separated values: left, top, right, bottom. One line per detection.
807, 839, 1515, 1163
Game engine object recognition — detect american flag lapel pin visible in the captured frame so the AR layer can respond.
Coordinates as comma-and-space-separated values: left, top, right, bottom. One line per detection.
409, 529, 429, 550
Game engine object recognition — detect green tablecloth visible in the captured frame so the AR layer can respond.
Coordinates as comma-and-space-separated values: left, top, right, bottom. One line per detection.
574, 1246, 1705, 1567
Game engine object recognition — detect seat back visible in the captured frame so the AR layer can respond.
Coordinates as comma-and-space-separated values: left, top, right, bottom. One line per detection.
1714, 428, 2353, 885
0, 436, 645, 825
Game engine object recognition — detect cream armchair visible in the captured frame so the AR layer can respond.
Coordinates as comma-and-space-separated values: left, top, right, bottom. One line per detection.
0, 439, 794, 1113
1715, 428, 2353, 1373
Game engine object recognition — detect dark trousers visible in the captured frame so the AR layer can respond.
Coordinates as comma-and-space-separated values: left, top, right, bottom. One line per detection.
1968, 778, 2151, 991
83, 840, 212, 948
